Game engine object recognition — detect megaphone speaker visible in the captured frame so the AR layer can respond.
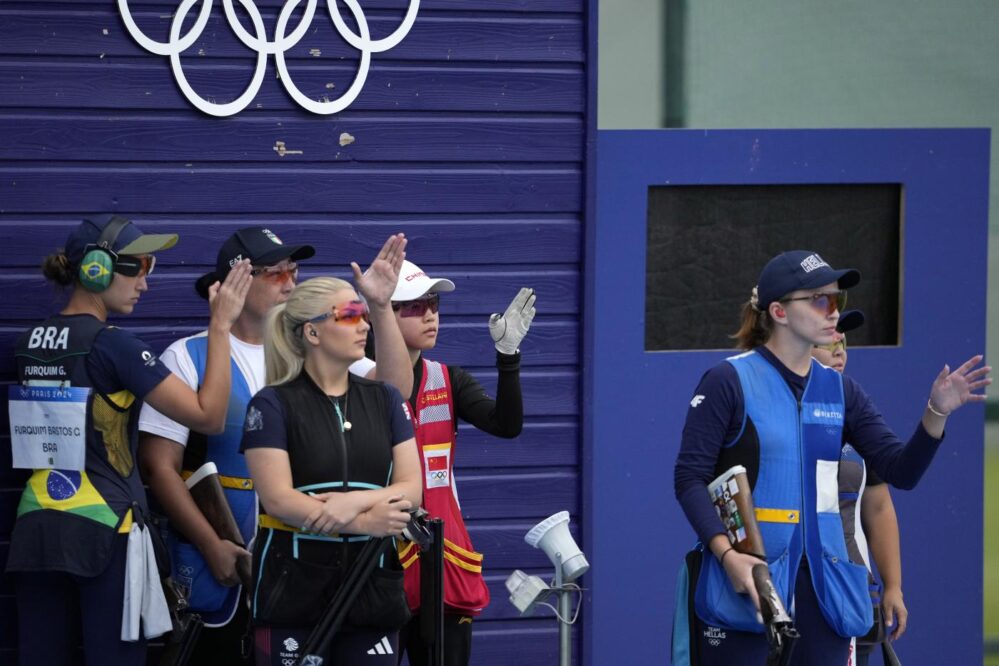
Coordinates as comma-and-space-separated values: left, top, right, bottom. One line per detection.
525, 511, 589, 582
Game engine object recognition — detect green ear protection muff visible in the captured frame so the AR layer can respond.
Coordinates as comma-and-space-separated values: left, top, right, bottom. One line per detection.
78, 215, 132, 293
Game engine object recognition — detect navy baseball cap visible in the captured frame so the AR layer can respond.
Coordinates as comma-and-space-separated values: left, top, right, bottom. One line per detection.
756, 251, 860, 311
836, 309, 865, 334
65, 215, 178, 266
195, 227, 315, 298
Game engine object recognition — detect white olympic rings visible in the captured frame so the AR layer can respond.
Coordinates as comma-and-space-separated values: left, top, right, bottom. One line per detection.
117, 0, 420, 116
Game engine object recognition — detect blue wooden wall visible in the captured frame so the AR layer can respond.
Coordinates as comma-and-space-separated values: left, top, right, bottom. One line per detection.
590, 129, 990, 665
0, 1, 591, 662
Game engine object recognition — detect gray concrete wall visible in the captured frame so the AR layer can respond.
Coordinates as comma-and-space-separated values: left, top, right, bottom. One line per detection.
599, 0, 999, 390
597, 0, 665, 129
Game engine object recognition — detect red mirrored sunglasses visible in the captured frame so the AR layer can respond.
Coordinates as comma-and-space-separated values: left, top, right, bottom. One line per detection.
780, 290, 847, 317
392, 293, 440, 318
251, 263, 298, 283
307, 301, 370, 328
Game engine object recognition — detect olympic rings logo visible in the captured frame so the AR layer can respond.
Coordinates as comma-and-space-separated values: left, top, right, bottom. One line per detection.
117, 0, 420, 117
430, 470, 447, 480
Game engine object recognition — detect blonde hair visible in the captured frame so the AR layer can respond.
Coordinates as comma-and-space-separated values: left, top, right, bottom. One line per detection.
264, 276, 353, 385
731, 300, 775, 350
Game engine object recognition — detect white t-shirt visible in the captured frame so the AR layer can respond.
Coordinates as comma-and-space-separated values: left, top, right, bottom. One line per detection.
351, 356, 376, 378
138, 332, 376, 445
138, 332, 266, 447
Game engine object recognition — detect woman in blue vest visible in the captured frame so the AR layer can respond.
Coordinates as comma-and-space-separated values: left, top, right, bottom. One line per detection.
7, 216, 251, 666
672, 250, 989, 665
813, 312, 906, 665
242, 276, 421, 665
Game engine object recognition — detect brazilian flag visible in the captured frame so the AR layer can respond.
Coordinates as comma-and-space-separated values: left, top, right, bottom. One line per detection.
17, 469, 119, 529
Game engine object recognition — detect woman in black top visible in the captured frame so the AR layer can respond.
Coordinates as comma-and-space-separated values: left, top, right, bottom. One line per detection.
242, 276, 420, 665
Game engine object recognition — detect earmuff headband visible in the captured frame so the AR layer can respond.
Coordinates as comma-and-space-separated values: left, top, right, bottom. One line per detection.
94, 215, 132, 252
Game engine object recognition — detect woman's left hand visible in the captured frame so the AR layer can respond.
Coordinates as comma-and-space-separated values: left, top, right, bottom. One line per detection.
928, 355, 991, 415
207, 259, 252, 328
882, 586, 908, 641
358, 495, 413, 537
489, 287, 537, 355
352, 233, 407, 307
302, 491, 368, 534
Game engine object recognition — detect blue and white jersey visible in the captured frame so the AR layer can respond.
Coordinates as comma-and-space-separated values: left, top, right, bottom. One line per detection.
138, 331, 265, 447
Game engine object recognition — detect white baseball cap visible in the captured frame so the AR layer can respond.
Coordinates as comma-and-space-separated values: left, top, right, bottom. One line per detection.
391, 260, 456, 301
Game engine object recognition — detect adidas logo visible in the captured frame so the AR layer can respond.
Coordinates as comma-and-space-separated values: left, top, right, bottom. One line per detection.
367, 636, 394, 655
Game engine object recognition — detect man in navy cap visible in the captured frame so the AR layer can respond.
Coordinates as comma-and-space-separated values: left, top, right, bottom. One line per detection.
138, 228, 412, 663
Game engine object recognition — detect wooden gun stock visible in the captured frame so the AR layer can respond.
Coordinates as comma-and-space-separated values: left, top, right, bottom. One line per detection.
185, 463, 252, 589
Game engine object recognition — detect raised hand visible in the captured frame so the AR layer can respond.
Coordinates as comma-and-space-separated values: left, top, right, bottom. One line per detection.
352, 233, 407, 307
489, 287, 537, 355
207, 259, 252, 328
928, 355, 991, 415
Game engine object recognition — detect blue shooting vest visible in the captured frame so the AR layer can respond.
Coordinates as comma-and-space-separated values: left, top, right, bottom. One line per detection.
694, 351, 872, 638
169, 336, 257, 627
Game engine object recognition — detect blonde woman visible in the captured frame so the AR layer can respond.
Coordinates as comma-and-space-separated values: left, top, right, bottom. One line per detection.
242, 277, 421, 665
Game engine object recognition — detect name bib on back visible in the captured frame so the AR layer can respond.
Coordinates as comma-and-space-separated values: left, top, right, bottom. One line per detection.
8, 385, 90, 470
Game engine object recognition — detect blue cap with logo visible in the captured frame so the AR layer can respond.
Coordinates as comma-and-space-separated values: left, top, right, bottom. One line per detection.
64, 215, 178, 267
755, 250, 860, 311
195, 227, 315, 298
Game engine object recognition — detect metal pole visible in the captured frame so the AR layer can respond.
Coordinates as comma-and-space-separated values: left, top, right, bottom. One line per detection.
429, 519, 444, 666
556, 554, 570, 666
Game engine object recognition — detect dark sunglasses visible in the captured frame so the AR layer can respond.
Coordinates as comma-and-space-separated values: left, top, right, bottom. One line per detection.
115, 254, 155, 278
392, 293, 440, 318
305, 301, 370, 328
250, 263, 298, 283
780, 290, 847, 317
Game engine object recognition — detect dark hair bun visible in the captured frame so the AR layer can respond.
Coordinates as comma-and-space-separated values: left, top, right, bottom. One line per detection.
42, 252, 75, 286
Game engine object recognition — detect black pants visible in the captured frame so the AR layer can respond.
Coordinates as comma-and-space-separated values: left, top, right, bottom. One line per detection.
184, 588, 251, 665
398, 612, 473, 666
15, 534, 147, 666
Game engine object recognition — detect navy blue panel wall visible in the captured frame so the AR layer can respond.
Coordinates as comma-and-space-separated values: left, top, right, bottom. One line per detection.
589, 129, 989, 665
0, 0, 591, 661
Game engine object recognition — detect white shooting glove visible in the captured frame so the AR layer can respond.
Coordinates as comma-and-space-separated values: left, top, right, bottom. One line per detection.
489, 288, 536, 355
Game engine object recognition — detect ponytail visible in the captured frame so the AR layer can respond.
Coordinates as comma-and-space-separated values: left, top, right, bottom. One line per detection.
731, 300, 774, 350
263, 276, 353, 385
264, 303, 305, 385
41, 252, 75, 287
